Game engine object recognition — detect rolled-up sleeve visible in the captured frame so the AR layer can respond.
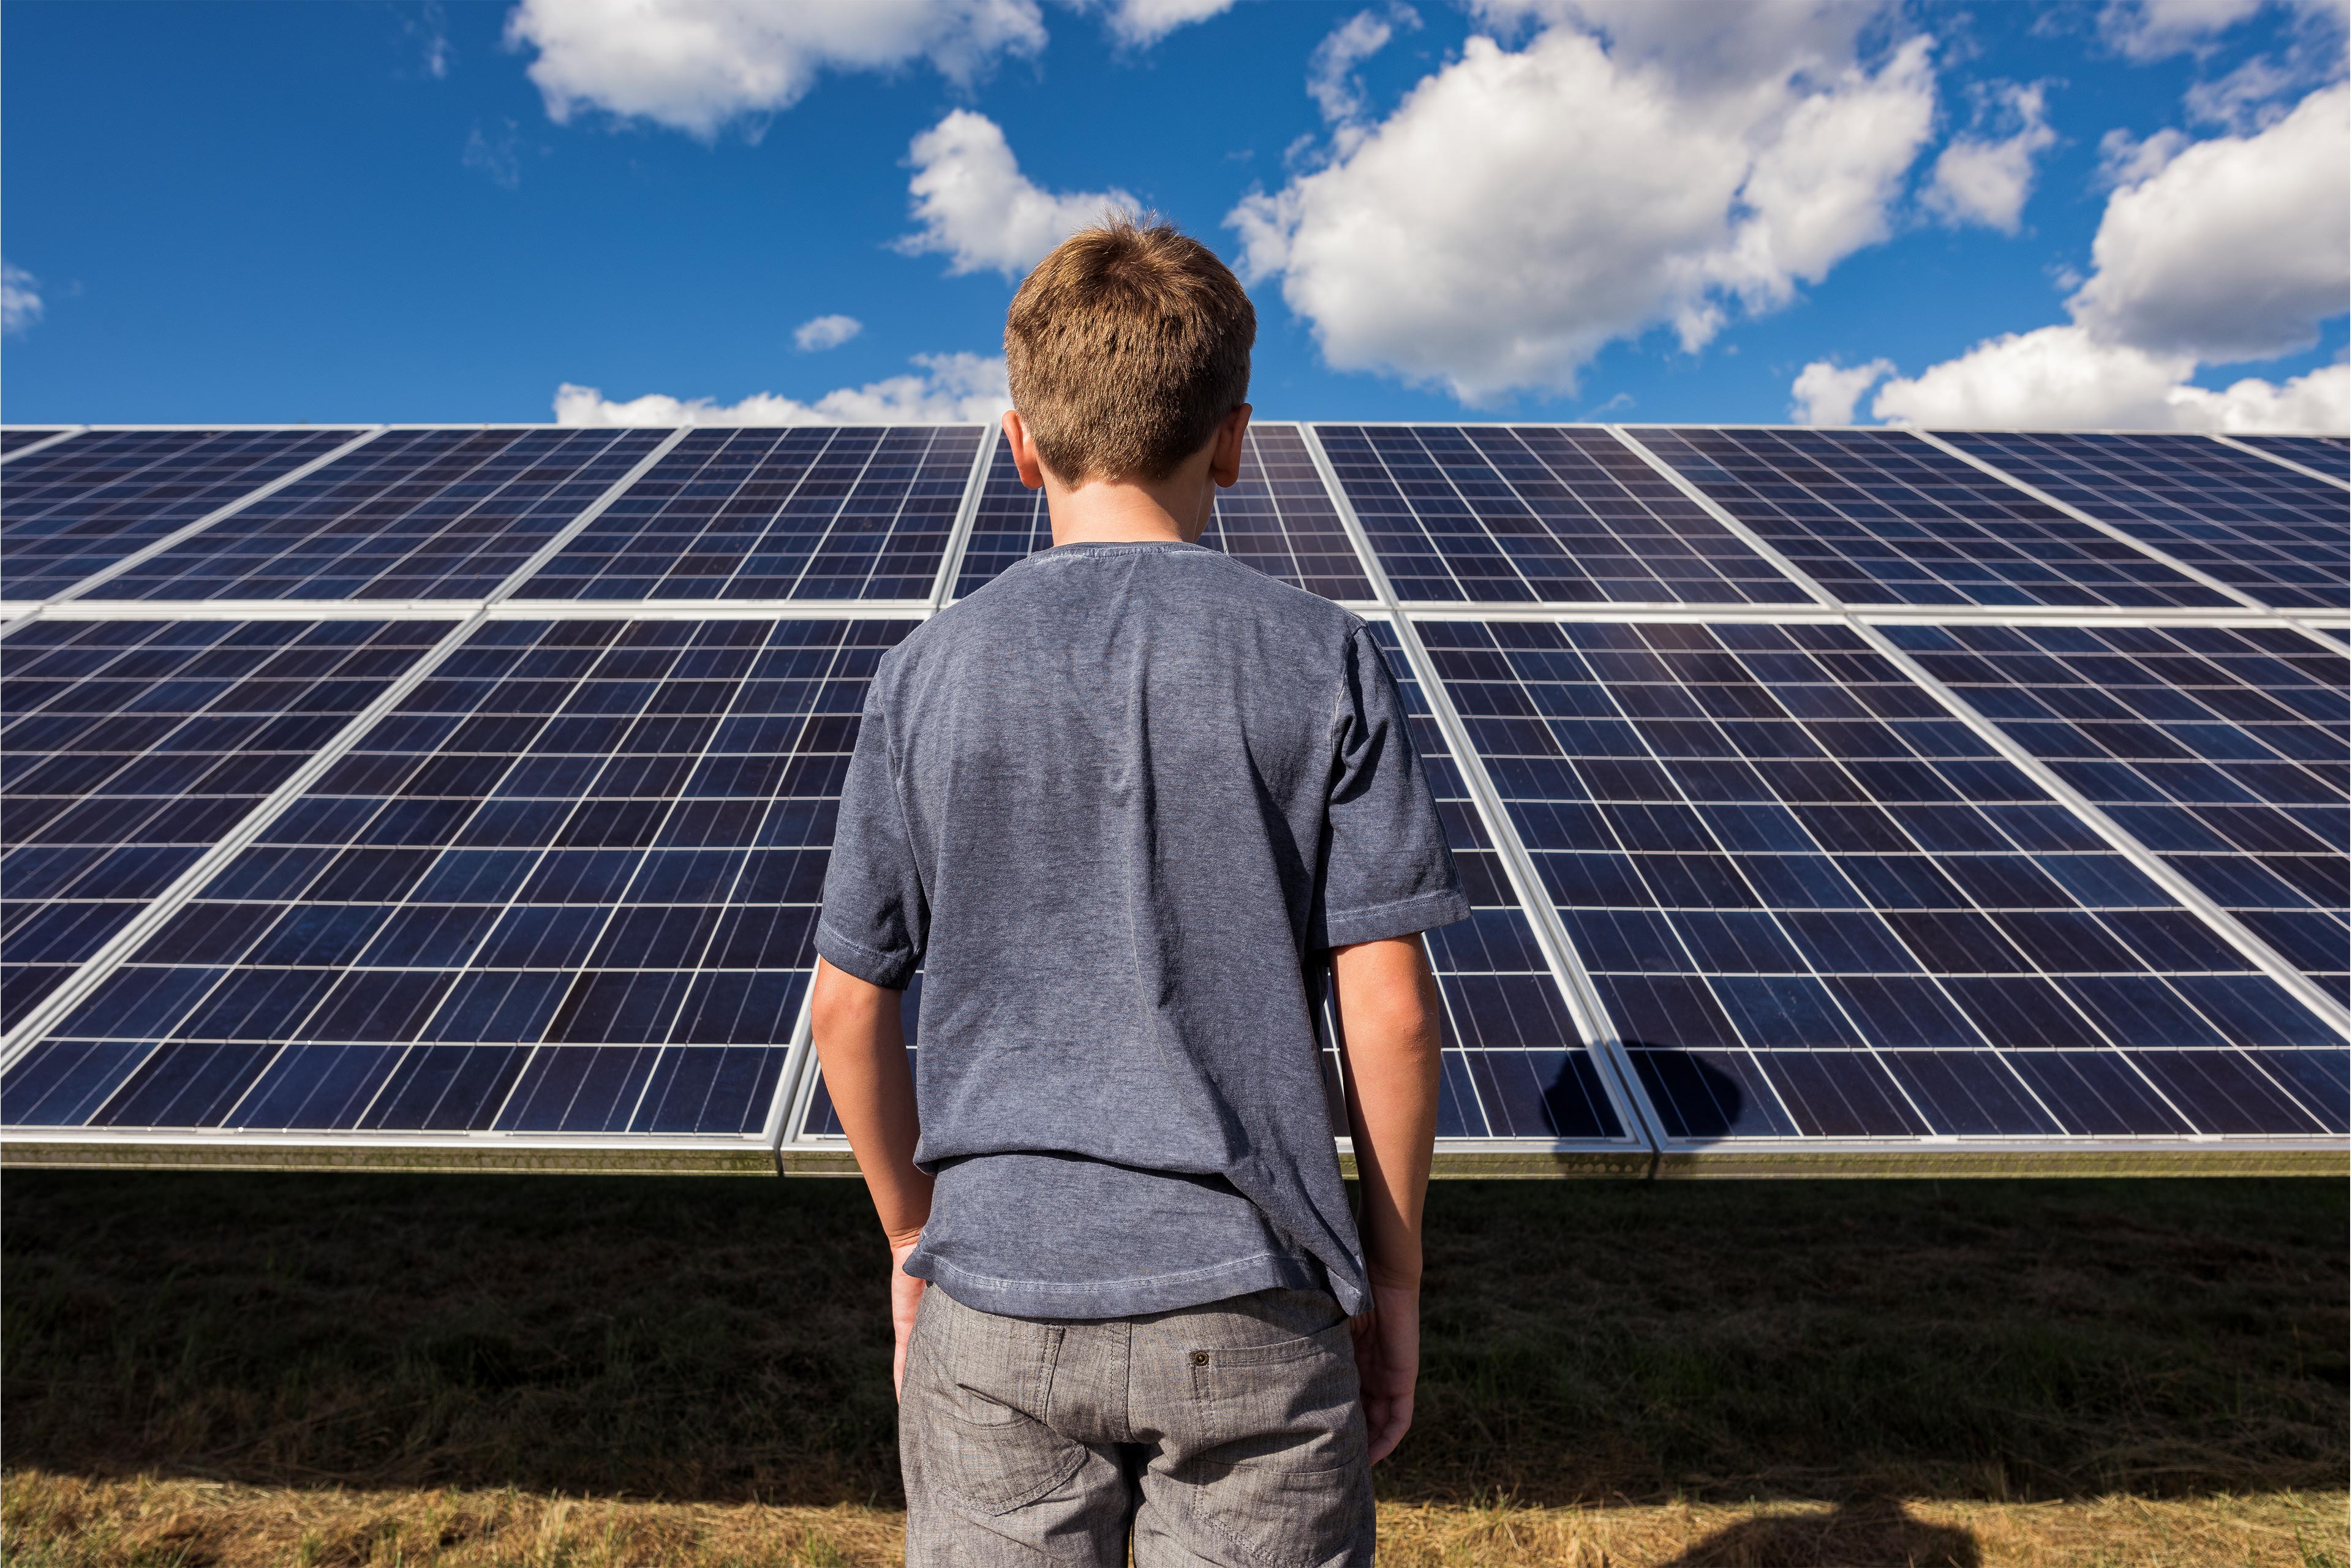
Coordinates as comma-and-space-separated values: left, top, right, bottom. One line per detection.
1316, 624, 1471, 949
815, 682, 926, 989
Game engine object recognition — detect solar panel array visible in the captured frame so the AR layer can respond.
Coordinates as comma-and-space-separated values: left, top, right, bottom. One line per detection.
2, 420, 2344, 1175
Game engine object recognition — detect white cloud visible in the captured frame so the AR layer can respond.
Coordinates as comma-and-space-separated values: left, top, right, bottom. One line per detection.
2099, 0, 2271, 58
1092, 0, 1240, 48
1868, 325, 2348, 431
1308, 7, 1418, 129
793, 314, 864, 352
504, 0, 1047, 138
2069, 81, 2348, 361
2094, 125, 2190, 186
1228, 14, 1938, 402
2, 261, 43, 335
1790, 356, 1894, 423
897, 110, 1136, 278
464, 121, 524, 188
553, 352, 1012, 425
1923, 83, 2057, 233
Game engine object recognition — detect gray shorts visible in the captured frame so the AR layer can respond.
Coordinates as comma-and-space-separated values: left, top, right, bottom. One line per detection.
900, 1283, 1376, 1567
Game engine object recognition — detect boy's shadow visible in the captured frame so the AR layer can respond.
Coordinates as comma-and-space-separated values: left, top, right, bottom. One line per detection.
1657, 1497, 1979, 1568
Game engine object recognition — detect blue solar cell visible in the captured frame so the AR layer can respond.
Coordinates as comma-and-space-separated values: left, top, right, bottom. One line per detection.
1, 427, 74, 456
0, 619, 447, 1033
2234, 434, 2349, 481
1889, 622, 2350, 1004
1628, 426, 2232, 609
2, 617, 908, 1144
99, 428, 666, 601
1420, 617, 2341, 1143
526, 426, 978, 600
1943, 431, 2350, 610
2, 428, 360, 599
951, 424, 1374, 600
1316, 424, 1809, 605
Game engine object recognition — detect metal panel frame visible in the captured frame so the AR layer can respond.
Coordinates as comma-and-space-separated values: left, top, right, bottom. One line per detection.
2209, 432, 2352, 491
0, 427, 89, 464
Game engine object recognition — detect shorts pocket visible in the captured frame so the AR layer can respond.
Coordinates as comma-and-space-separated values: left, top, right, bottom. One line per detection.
1180, 1320, 1369, 1567
911, 1294, 1085, 1516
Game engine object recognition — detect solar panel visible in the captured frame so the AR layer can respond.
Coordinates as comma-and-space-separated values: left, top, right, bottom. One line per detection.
523, 426, 979, 602
1626, 426, 2233, 609
89, 428, 665, 601
1316, 424, 1811, 605
2234, 434, 2350, 481
1885, 622, 2350, 1005
0, 618, 450, 1033
1415, 617, 2345, 1146
2, 428, 363, 600
1, 428, 74, 456
1941, 431, 2350, 611
0, 616, 906, 1161
950, 423, 1376, 600
4, 420, 2345, 1176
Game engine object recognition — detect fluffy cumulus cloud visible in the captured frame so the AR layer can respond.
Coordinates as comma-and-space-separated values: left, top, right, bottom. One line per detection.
1227, 3, 1939, 401
2069, 81, 2349, 360
1811, 78, 2350, 431
504, 0, 1047, 138
1090, 0, 1240, 48
793, 313, 863, 352
553, 352, 1011, 425
1923, 83, 2057, 233
897, 110, 1136, 277
1, 260, 42, 335
1790, 357, 1896, 424
1865, 328, 2348, 431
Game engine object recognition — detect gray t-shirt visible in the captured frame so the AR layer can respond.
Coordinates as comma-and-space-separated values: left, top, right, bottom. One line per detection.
815, 540, 1467, 1317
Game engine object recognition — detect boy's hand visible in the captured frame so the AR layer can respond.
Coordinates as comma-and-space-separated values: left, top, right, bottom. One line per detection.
1350, 1281, 1419, 1463
890, 1235, 926, 1399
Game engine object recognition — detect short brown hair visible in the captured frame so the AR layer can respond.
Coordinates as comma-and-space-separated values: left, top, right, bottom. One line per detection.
1005, 215, 1256, 484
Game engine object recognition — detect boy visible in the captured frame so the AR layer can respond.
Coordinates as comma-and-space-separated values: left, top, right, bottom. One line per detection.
812, 216, 1461, 1567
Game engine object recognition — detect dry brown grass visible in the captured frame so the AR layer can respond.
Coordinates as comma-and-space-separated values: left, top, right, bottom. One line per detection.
5, 1471, 2344, 1568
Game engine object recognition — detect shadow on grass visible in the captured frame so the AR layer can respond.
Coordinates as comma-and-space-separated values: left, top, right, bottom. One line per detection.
1655, 1496, 1979, 1567
1, 1171, 2341, 1510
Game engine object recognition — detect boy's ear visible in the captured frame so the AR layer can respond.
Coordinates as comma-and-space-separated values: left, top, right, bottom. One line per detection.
1003, 409, 1047, 491
1209, 404, 1252, 489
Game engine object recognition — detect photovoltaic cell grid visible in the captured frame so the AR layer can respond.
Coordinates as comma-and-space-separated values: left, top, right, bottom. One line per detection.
1363, 622, 1627, 1143
1944, 431, 2351, 611
1886, 622, 2351, 1005
0, 619, 448, 1033
1318, 424, 1811, 605
524, 426, 979, 601
1629, 427, 2234, 610
96, 428, 665, 601
1420, 619, 2346, 1142
1, 428, 361, 600
950, 424, 1376, 600
2238, 435, 2350, 481
0, 618, 908, 1142
2, 428, 73, 456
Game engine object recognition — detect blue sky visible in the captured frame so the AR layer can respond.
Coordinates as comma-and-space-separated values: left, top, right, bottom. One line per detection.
2, 0, 2345, 429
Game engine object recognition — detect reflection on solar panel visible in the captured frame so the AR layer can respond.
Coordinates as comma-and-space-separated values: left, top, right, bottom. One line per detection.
2, 428, 74, 456
526, 426, 979, 601
0, 619, 448, 1032
96, 429, 665, 601
2, 428, 360, 600
1943, 431, 2351, 610
1364, 622, 1631, 1147
1318, 424, 1811, 605
0, 617, 906, 1158
2, 420, 2345, 1175
1887, 622, 2351, 1004
2237, 435, 2351, 481
950, 423, 1376, 600
1628, 427, 2232, 609
1419, 619, 2345, 1144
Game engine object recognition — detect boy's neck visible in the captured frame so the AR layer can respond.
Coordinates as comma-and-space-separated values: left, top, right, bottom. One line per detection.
1043, 468, 1215, 548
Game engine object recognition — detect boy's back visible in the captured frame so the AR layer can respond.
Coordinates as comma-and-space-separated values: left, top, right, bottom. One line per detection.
822, 538, 1463, 1316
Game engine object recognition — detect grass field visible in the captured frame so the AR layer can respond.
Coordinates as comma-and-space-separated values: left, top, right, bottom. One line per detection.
2, 1170, 2343, 1566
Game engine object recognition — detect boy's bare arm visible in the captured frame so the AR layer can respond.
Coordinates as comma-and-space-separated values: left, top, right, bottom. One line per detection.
810, 956, 933, 1395
1329, 935, 1442, 1463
